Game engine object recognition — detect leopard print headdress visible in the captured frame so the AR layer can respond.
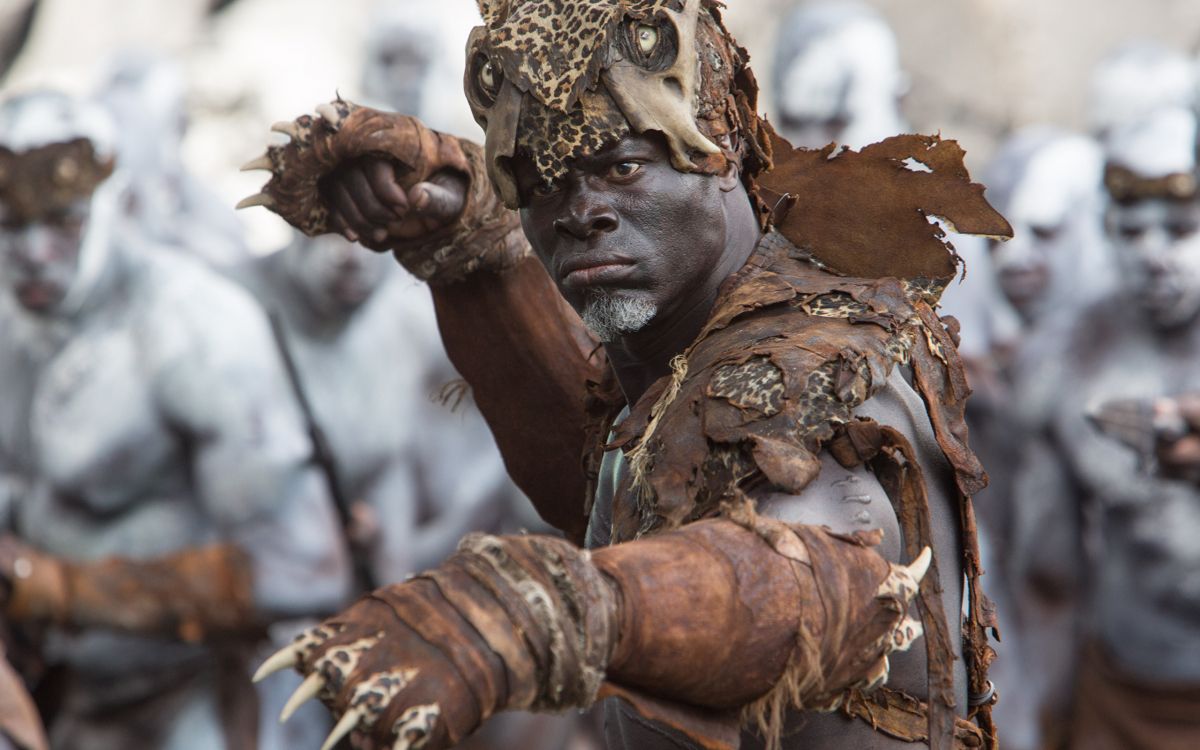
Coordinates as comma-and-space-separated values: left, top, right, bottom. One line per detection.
464, 0, 770, 207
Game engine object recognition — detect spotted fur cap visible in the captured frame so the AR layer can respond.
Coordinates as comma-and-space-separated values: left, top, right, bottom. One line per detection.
464, 0, 770, 207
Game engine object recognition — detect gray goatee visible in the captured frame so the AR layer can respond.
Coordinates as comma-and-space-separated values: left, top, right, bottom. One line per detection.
580, 290, 657, 342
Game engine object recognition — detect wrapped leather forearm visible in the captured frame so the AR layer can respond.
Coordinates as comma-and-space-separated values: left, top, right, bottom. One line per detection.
258, 514, 928, 750
4, 543, 257, 642
242, 100, 530, 284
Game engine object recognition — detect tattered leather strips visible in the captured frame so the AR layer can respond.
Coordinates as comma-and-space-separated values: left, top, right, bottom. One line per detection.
841, 687, 985, 747
832, 418, 957, 749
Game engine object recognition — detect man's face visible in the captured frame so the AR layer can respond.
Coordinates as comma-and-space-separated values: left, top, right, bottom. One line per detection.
286, 234, 390, 318
0, 198, 89, 315
1106, 196, 1200, 329
514, 133, 731, 341
990, 196, 1070, 320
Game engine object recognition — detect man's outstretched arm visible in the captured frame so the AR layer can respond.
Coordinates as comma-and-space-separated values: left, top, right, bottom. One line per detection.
254, 486, 929, 750
239, 102, 610, 540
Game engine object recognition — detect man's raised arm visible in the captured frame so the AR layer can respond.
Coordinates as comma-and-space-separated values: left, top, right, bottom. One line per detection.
240, 102, 610, 540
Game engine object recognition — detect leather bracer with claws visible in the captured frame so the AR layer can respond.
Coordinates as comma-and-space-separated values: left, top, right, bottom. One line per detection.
256, 516, 930, 750
239, 99, 529, 284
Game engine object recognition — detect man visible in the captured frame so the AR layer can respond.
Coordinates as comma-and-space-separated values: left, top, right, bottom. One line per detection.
982, 129, 1108, 331
245, 1, 1009, 748
973, 128, 1106, 750
0, 90, 351, 749
1008, 104, 1200, 749
235, 231, 524, 582
97, 51, 249, 268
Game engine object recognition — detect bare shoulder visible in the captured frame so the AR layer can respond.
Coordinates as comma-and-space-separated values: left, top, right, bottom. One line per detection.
755, 450, 902, 563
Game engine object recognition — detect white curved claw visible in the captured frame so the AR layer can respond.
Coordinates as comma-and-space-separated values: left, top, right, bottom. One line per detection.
315, 102, 341, 126
253, 643, 297, 683
321, 707, 364, 750
236, 193, 275, 210
271, 121, 300, 139
280, 672, 324, 723
240, 154, 273, 172
908, 546, 932, 584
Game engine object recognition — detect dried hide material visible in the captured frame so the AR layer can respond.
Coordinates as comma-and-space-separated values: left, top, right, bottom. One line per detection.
754, 127, 1013, 282
608, 231, 987, 542
3, 543, 259, 643
241, 100, 529, 284
464, 0, 772, 206
267, 516, 929, 750
594, 228, 998, 748
0, 138, 114, 223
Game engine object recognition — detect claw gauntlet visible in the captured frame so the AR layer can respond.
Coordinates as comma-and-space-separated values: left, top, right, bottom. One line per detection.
241, 99, 528, 284
259, 516, 927, 750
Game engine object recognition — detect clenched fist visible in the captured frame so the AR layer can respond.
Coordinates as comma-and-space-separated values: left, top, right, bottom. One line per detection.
239, 99, 528, 284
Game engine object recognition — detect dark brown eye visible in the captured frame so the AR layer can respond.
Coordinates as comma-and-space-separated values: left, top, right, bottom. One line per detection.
608, 162, 642, 179
471, 53, 502, 106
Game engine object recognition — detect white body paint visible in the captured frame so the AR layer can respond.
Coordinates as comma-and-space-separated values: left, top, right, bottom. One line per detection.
0, 145, 350, 748
771, 1, 908, 150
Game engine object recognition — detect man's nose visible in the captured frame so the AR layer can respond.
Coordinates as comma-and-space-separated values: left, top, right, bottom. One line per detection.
1137, 230, 1173, 274
553, 181, 618, 241
13, 227, 57, 267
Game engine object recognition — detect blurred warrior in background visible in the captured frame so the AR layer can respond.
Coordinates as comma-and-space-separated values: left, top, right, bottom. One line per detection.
770, 0, 907, 151
0, 90, 351, 750
1011, 105, 1200, 749
973, 128, 1106, 750
97, 52, 249, 268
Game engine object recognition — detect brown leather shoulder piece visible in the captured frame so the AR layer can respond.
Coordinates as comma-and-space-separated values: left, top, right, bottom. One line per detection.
752, 125, 1013, 283
609, 231, 985, 542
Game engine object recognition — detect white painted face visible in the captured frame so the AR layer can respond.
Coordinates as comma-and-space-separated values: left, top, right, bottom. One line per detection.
283, 233, 393, 318
986, 131, 1104, 321
0, 198, 89, 315
0, 91, 115, 316
1103, 106, 1200, 329
362, 21, 437, 115
1107, 197, 1200, 329
772, 2, 906, 149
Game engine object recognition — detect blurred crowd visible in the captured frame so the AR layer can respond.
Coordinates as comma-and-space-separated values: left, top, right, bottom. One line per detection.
0, 1, 1198, 749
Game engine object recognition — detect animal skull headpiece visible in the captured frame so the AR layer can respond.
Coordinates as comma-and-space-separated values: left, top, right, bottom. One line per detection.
464, 0, 768, 207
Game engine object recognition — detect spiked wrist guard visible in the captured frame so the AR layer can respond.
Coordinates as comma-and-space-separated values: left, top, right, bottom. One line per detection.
392, 140, 529, 285
243, 100, 529, 284
261, 515, 926, 750
5, 543, 257, 642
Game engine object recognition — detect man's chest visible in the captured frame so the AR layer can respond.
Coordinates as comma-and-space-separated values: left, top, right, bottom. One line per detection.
30, 327, 177, 510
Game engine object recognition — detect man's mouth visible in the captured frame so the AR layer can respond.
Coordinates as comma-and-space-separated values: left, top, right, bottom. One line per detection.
15, 280, 60, 310
998, 266, 1049, 303
559, 256, 636, 290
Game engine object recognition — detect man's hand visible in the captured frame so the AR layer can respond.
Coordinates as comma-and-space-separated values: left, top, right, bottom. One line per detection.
1154, 395, 1200, 483
239, 99, 528, 283
318, 157, 467, 247
254, 580, 505, 750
